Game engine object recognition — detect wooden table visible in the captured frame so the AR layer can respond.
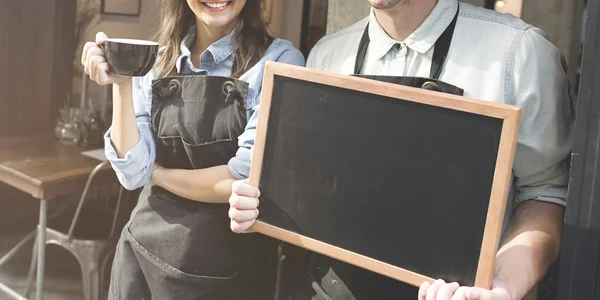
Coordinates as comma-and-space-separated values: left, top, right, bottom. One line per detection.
0, 134, 115, 300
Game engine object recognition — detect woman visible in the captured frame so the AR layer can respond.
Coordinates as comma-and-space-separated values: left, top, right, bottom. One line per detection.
81, 0, 305, 298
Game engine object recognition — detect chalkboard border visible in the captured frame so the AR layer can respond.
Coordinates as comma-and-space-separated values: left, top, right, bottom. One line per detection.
249, 61, 522, 289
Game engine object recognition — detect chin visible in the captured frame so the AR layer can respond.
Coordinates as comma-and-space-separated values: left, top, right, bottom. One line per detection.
368, 0, 402, 10
199, 15, 237, 28
190, 0, 246, 27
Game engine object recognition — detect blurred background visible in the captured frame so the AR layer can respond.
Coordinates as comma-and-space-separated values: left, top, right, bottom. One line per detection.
0, 0, 592, 299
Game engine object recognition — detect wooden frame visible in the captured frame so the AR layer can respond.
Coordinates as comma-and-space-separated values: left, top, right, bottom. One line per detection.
101, 0, 142, 17
249, 61, 522, 289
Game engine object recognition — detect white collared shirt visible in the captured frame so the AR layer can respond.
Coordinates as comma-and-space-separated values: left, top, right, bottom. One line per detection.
306, 0, 574, 217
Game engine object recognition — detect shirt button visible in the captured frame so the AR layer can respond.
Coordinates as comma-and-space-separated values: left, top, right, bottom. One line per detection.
395, 43, 402, 50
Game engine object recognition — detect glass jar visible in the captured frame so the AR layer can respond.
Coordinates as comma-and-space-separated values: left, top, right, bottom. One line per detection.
54, 119, 64, 139
59, 122, 81, 145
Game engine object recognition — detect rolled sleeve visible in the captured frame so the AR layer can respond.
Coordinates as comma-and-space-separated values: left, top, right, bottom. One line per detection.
228, 46, 306, 179
228, 105, 258, 179
104, 75, 156, 190
508, 27, 575, 207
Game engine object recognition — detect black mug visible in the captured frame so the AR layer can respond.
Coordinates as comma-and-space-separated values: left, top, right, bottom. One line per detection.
104, 38, 159, 77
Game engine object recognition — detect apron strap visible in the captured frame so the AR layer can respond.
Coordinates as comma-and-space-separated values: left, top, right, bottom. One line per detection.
430, 6, 459, 79
354, 5, 460, 80
354, 26, 370, 76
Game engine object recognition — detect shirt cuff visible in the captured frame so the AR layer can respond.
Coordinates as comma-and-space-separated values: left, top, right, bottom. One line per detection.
104, 127, 152, 189
515, 184, 568, 207
228, 147, 251, 180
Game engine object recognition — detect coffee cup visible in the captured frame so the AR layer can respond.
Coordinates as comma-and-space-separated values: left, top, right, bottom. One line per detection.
104, 38, 159, 77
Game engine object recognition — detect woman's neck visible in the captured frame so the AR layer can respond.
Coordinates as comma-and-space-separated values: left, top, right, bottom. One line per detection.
191, 20, 237, 57
373, 0, 438, 41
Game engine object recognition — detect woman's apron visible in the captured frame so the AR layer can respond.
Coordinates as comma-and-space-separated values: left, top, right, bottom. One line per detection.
112, 59, 266, 299
289, 7, 466, 300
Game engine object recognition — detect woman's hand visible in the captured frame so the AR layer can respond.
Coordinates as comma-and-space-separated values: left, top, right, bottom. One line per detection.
228, 179, 261, 233
81, 32, 127, 85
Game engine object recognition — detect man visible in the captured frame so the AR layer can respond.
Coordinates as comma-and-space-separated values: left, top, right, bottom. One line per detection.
228, 0, 574, 299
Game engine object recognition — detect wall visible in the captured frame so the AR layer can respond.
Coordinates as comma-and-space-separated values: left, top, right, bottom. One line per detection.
269, 0, 305, 48
494, 0, 524, 17
0, 0, 76, 136
327, 0, 369, 34
72, 0, 160, 102
326, 0, 487, 34
521, 0, 585, 98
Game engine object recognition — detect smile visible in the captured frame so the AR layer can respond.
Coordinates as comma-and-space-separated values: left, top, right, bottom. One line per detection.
202, 1, 232, 10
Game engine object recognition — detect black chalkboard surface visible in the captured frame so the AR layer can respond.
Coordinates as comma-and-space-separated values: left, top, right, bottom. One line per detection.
249, 62, 521, 289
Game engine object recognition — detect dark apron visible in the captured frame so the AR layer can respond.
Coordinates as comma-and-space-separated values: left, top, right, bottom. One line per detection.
109, 59, 269, 299
288, 7, 465, 300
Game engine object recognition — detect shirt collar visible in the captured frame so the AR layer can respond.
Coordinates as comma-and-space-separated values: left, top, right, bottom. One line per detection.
176, 24, 238, 73
368, 0, 458, 60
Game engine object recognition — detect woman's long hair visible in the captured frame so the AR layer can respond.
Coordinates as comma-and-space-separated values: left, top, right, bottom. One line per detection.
153, 0, 273, 78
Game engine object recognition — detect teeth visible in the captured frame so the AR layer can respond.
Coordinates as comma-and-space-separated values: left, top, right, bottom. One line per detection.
205, 2, 229, 8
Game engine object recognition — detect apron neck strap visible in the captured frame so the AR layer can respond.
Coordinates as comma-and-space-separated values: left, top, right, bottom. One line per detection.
354, 6, 460, 79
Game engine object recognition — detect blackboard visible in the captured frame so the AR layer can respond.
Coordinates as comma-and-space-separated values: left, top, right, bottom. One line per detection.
249, 62, 521, 289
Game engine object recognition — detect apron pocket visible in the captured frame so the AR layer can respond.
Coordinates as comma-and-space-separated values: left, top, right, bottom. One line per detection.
127, 193, 246, 282
156, 136, 189, 170
181, 138, 239, 169
125, 227, 239, 284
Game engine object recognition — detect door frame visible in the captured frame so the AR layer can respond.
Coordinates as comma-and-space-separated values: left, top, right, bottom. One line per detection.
558, 0, 600, 298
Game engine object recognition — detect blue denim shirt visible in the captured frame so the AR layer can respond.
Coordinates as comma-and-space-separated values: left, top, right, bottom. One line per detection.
104, 26, 305, 190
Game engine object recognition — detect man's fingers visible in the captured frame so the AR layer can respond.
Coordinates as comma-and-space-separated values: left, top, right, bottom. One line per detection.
450, 287, 470, 300
230, 195, 260, 210
465, 288, 495, 300
418, 281, 431, 300
426, 279, 446, 300
231, 180, 260, 197
436, 282, 460, 300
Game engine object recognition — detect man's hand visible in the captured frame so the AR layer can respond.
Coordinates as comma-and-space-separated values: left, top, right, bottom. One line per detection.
418, 279, 513, 300
228, 179, 261, 233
